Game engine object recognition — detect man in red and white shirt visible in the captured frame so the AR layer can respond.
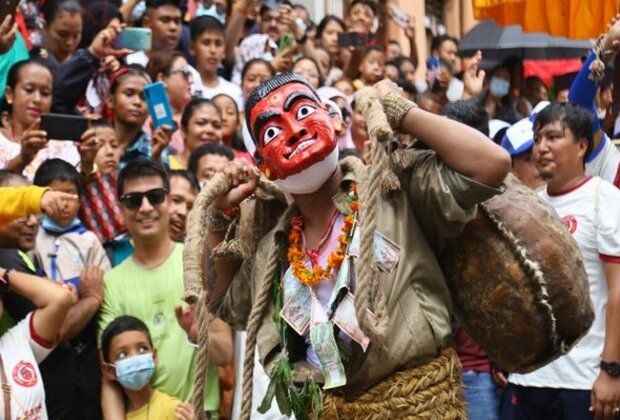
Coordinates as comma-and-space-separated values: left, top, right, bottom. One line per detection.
0, 269, 73, 419
502, 102, 620, 419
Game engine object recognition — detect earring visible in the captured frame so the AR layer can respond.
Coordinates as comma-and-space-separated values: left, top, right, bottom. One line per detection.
334, 121, 343, 134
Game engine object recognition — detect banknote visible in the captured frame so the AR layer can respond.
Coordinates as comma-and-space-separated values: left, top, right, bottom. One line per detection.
332, 292, 370, 352
280, 287, 311, 336
310, 321, 347, 389
373, 231, 400, 273
347, 230, 400, 273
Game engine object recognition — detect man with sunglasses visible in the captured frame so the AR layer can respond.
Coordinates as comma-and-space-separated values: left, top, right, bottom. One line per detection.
98, 160, 232, 418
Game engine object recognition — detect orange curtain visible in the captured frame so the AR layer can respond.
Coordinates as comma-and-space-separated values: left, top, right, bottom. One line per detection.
473, 0, 620, 40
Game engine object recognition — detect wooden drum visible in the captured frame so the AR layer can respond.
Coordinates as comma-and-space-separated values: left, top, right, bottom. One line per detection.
441, 174, 594, 373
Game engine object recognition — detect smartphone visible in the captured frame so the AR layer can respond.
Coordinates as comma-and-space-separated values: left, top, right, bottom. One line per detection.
0, 0, 19, 21
337, 32, 367, 49
389, 4, 410, 29
40, 113, 89, 141
278, 33, 294, 52
144, 82, 176, 130
114, 27, 152, 51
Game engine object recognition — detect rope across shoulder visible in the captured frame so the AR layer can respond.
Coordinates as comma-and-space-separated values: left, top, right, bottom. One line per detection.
183, 85, 405, 419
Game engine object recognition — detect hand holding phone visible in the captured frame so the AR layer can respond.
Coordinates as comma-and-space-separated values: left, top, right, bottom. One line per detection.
337, 32, 368, 49
144, 81, 177, 130
114, 27, 152, 51
40, 113, 89, 141
389, 4, 410, 29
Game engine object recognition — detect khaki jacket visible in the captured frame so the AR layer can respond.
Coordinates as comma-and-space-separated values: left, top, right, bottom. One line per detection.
217, 151, 502, 398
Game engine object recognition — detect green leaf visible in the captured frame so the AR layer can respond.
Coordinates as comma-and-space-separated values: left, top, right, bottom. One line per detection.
275, 379, 292, 416
257, 376, 278, 414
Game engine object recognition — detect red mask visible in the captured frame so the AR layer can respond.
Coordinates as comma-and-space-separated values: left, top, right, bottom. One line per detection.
249, 83, 337, 180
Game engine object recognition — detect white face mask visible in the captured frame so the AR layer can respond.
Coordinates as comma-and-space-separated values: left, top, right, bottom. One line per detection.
274, 146, 339, 195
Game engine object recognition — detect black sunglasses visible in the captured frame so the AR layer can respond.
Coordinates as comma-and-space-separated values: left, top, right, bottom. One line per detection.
120, 188, 168, 210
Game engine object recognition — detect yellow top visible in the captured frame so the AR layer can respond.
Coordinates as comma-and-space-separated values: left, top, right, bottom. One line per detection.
0, 186, 49, 225
126, 389, 180, 420
168, 155, 186, 170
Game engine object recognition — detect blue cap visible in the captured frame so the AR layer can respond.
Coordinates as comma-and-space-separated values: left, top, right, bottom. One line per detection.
501, 117, 535, 156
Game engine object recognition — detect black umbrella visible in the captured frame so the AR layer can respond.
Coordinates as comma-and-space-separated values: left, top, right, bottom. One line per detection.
458, 19, 593, 60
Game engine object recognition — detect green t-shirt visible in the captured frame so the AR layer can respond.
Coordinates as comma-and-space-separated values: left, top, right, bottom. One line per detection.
98, 243, 219, 413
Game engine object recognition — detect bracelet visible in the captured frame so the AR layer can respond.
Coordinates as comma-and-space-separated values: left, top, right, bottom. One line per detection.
589, 35, 617, 82
206, 207, 237, 232
382, 90, 418, 130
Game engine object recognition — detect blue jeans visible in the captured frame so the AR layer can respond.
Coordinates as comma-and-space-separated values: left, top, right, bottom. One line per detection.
500, 383, 593, 420
462, 371, 500, 420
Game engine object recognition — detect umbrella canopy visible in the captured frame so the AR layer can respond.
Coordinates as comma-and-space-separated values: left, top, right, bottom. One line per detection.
472, 0, 619, 40
458, 20, 593, 61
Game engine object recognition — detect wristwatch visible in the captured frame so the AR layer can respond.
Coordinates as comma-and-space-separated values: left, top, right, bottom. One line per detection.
601, 360, 620, 377
0, 269, 13, 293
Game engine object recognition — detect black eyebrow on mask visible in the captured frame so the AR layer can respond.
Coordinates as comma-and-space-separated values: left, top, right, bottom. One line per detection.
253, 110, 282, 144
284, 92, 319, 112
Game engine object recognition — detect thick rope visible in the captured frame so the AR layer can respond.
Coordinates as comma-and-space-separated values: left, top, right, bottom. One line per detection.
239, 205, 298, 420
191, 290, 210, 420
322, 347, 465, 419
353, 87, 393, 343
183, 171, 284, 420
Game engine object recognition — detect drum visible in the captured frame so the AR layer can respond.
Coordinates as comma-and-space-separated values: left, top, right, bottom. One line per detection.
441, 174, 594, 373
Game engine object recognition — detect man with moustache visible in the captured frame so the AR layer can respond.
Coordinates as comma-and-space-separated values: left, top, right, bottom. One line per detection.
503, 103, 620, 420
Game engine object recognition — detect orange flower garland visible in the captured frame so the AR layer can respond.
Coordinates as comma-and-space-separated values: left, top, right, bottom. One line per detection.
287, 184, 358, 287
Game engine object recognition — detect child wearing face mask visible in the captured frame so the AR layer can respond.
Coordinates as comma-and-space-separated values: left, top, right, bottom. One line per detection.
101, 315, 194, 420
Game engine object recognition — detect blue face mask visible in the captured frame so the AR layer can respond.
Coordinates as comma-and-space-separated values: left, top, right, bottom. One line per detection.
490, 77, 510, 98
113, 353, 155, 391
196, 3, 226, 24
41, 216, 82, 234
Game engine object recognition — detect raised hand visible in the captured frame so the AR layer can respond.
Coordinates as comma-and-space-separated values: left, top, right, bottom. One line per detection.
88, 20, 133, 59
462, 50, 485, 99
20, 119, 48, 166
0, 15, 18, 54
79, 266, 105, 305
151, 124, 174, 162
40, 190, 79, 219
78, 128, 103, 172
211, 159, 259, 211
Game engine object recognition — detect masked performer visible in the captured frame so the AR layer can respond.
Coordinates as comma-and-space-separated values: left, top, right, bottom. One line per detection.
195, 74, 510, 419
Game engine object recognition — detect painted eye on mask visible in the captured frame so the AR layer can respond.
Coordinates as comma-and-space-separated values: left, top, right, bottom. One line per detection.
263, 126, 281, 145
296, 105, 315, 120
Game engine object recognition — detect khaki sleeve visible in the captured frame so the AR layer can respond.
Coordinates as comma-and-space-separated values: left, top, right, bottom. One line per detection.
406, 149, 503, 243
213, 255, 254, 331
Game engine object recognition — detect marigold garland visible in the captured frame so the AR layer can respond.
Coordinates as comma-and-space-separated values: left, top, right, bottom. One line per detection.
287, 184, 358, 287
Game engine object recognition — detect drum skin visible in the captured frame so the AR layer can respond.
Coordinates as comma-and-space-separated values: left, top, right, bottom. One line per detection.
441, 174, 594, 373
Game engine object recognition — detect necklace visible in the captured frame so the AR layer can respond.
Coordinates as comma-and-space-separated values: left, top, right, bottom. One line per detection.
287, 183, 358, 287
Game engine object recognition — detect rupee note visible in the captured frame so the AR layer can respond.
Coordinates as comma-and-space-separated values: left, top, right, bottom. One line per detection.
310, 321, 347, 389
280, 287, 311, 336
332, 292, 370, 352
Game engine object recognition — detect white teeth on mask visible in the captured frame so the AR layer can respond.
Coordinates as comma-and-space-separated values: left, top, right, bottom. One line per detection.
289, 140, 314, 158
